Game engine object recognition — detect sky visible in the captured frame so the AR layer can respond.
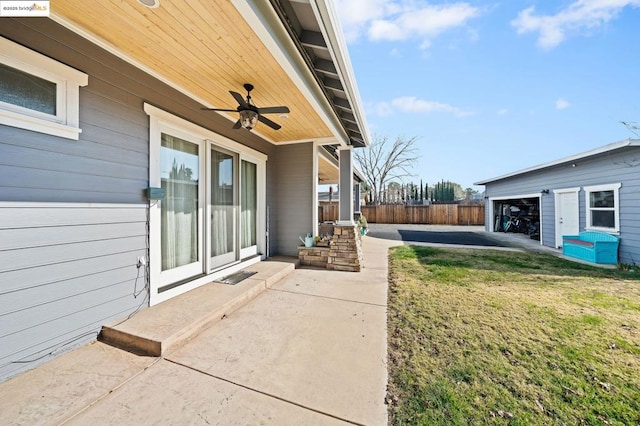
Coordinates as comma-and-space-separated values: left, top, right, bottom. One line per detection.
333, 0, 640, 190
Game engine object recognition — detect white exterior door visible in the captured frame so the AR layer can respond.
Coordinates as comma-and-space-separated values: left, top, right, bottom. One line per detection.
555, 188, 580, 247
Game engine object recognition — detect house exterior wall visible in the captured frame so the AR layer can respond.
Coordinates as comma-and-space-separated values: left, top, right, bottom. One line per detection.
269, 143, 315, 256
483, 146, 640, 264
0, 203, 147, 381
0, 18, 277, 382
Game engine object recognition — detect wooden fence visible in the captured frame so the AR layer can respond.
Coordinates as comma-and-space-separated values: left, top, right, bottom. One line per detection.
318, 203, 485, 226
318, 203, 339, 223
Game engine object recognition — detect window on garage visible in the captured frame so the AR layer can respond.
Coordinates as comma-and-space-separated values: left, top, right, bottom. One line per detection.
584, 183, 621, 233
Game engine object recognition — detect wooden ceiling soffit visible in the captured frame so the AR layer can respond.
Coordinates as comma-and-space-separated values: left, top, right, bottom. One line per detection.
318, 154, 339, 183
50, 0, 334, 144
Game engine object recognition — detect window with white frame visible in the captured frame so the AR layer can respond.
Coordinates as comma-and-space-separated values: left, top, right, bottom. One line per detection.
584, 183, 621, 233
0, 36, 88, 140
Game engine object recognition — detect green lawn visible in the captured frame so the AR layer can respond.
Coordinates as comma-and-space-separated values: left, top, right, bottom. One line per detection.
387, 246, 640, 425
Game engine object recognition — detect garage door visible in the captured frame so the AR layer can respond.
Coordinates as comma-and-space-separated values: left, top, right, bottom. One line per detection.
492, 196, 540, 240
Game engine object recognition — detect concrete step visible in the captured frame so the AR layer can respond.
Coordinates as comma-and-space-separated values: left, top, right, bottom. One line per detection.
100, 257, 299, 357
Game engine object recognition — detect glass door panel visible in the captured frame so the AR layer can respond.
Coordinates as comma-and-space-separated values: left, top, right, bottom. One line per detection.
240, 160, 258, 258
160, 133, 202, 284
210, 147, 237, 268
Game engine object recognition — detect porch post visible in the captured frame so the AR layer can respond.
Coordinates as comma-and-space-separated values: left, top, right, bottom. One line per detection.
337, 146, 354, 225
312, 141, 319, 236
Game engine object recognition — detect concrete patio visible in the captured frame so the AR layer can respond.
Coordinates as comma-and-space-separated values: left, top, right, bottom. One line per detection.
0, 237, 397, 426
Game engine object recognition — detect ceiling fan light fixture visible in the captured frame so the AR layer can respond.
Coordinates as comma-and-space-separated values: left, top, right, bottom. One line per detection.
239, 109, 259, 130
201, 84, 288, 131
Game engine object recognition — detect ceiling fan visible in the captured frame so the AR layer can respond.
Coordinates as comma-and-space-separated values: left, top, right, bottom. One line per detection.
202, 83, 290, 131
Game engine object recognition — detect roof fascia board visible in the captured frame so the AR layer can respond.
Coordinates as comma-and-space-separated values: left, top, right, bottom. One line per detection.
475, 139, 640, 185
310, 0, 371, 146
319, 146, 339, 168
232, 0, 350, 147
318, 146, 364, 183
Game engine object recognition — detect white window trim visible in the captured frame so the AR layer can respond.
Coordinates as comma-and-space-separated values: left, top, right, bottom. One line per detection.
584, 183, 621, 233
552, 187, 581, 195
0, 36, 88, 140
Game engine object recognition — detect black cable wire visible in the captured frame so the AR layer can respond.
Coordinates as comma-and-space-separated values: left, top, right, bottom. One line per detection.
132, 261, 144, 298
110, 201, 153, 327
109, 292, 149, 329
6, 330, 99, 366
5, 201, 155, 369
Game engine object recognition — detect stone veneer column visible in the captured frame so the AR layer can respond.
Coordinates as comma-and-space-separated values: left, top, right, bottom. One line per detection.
327, 224, 364, 272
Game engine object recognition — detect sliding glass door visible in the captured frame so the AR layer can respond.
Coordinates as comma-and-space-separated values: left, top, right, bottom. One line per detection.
147, 104, 266, 303
159, 133, 203, 285
240, 160, 258, 258
209, 146, 237, 269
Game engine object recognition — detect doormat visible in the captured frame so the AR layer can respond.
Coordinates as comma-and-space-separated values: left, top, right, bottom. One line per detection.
215, 270, 257, 285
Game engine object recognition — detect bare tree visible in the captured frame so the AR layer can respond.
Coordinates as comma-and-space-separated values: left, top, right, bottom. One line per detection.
354, 135, 419, 204
621, 121, 640, 137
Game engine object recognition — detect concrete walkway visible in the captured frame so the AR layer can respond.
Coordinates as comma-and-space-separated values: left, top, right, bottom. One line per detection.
0, 237, 398, 426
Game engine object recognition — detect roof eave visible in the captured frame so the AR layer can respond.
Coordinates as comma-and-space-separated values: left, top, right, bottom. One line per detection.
319, 145, 366, 183
232, 0, 350, 146
311, 0, 371, 147
475, 138, 640, 185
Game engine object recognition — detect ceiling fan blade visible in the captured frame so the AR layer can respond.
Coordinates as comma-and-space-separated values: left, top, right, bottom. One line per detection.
258, 114, 281, 130
232, 120, 242, 129
229, 91, 249, 108
201, 108, 237, 112
257, 106, 290, 114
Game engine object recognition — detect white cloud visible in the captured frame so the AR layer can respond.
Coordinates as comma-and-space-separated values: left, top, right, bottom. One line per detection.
467, 28, 480, 43
335, 0, 398, 42
419, 39, 433, 50
498, 108, 509, 115
368, 101, 395, 117
556, 98, 571, 109
372, 96, 473, 118
512, 0, 640, 49
335, 0, 482, 46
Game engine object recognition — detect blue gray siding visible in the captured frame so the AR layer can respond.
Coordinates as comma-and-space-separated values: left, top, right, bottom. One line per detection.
482, 147, 640, 264
0, 203, 147, 381
0, 17, 277, 381
0, 22, 151, 381
269, 143, 314, 256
